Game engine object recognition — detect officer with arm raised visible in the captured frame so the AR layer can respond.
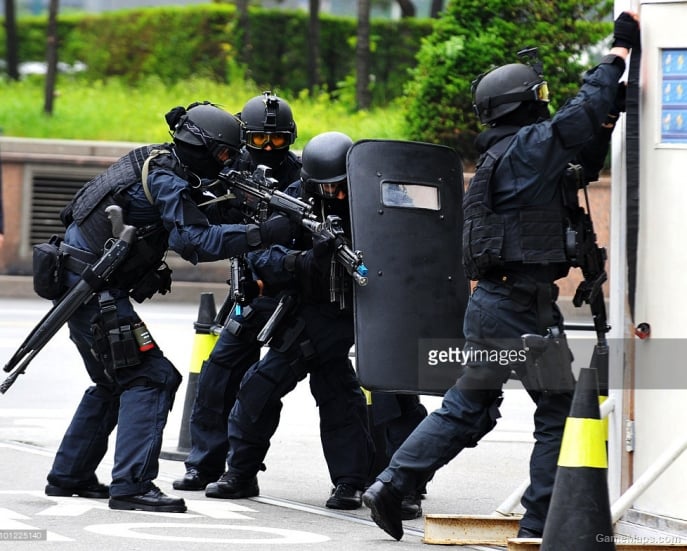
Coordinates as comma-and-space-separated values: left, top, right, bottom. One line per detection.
363, 12, 640, 540
44, 102, 294, 513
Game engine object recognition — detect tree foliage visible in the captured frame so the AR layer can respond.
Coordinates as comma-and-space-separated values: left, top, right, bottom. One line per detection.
404, 0, 613, 163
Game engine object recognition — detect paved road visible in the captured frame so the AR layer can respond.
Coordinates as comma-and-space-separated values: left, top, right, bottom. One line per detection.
0, 295, 596, 550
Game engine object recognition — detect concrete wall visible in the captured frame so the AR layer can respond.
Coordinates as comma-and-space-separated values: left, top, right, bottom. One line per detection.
0, 137, 229, 284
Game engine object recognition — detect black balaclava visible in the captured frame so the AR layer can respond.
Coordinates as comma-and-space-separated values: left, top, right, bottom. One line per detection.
175, 141, 224, 180
248, 147, 289, 171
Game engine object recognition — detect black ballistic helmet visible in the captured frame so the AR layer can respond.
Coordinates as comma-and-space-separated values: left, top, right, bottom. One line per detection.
239, 91, 297, 148
169, 101, 243, 165
301, 131, 353, 199
472, 63, 549, 125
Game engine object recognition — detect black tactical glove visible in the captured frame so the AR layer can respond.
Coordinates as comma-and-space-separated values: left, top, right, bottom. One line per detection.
312, 231, 336, 257
238, 279, 262, 304
259, 215, 295, 247
612, 12, 640, 50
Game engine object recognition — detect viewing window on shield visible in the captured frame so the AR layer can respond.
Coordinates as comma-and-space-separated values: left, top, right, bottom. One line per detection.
381, 182, 440, 210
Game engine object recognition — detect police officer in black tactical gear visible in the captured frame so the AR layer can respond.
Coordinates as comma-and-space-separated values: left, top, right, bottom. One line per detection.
172, 93, 302, 494
233, 91, 302, 189
204, 132, 375, 510
364, 12, 640, 540
45, 101, 295, 513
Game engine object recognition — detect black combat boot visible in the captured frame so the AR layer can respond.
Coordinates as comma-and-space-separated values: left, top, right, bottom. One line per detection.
400, 491, 423, 520
205, 472, 259, 499
109, 486, 186, 513
362, 480, 404, 541
45, 481, 109, 499
172, 468, 214, 491
325, 483, 363, 510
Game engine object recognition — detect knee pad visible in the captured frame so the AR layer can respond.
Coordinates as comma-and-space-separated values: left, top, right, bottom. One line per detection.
236, 370, 280, 424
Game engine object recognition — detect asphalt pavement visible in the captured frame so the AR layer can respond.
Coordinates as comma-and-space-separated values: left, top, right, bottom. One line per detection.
0, 277, 597, 550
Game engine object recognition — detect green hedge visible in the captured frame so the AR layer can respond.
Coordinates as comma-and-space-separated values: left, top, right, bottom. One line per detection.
0, 5, 432, 106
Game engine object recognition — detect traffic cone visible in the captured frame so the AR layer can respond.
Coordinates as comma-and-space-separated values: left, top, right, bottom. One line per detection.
540, 367, 616, 550
160, 292, 219, 461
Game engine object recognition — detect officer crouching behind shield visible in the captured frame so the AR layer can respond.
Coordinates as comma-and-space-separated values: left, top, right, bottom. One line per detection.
363, 12, 640, 540
209, 132, 375, 510
43, 102, 296, 513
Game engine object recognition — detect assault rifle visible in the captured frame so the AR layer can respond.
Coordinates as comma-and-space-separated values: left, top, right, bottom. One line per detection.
207, 165, 316, 225
211, 256, 249, 335
203, 165, 368, 286
564, 163, 611, 391
301, 214, 368, 287
1, 206, 136, 394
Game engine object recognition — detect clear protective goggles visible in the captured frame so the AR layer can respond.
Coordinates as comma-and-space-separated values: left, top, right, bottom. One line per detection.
316, 178, 347, 200
246, 131, 291, 150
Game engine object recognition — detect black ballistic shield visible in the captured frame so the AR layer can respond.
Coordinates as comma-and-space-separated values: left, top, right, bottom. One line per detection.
347, 140, 469, 395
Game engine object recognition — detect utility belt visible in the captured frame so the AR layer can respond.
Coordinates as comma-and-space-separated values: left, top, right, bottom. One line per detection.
482, 273, 559, 312
60, 241, 171, 304
482, 272, 573, 394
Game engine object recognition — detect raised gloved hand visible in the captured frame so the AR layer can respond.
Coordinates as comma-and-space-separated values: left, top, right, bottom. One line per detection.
612, 12, 640, 50
259, 215, 296, 247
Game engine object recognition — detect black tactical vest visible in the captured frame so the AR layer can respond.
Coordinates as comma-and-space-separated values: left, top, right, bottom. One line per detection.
462, 136, 572, 280
59, 144, 185, 290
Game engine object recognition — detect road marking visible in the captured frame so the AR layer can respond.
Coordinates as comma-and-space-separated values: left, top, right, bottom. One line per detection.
185, 499, 256, 520
84, 522, 330, 544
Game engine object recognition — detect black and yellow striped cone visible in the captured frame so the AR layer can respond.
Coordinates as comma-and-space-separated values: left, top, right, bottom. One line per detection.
160, 292, 218, 461
540, 367, 615, 550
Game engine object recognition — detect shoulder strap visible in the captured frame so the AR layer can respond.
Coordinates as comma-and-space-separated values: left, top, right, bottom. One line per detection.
140, 149, 172, 205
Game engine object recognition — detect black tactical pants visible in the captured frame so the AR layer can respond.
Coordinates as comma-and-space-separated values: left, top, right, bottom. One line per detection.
226, 303, 374, 489
376, 278, 574, 535
185, 296, 279, 480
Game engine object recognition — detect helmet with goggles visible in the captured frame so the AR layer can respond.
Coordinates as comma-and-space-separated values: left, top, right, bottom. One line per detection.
238, 91, 297, 151
300, 131, 353, 200
472, 63, 549, 125
169, 101, 243, 166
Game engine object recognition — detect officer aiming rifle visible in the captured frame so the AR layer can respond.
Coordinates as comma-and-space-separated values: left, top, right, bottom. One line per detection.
204, 165, 368, 286
1, 206, 136, 394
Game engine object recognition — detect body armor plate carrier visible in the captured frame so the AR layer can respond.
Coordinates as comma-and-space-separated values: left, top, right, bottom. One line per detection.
462, 135, 572, 280
59, 144, 184, 291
